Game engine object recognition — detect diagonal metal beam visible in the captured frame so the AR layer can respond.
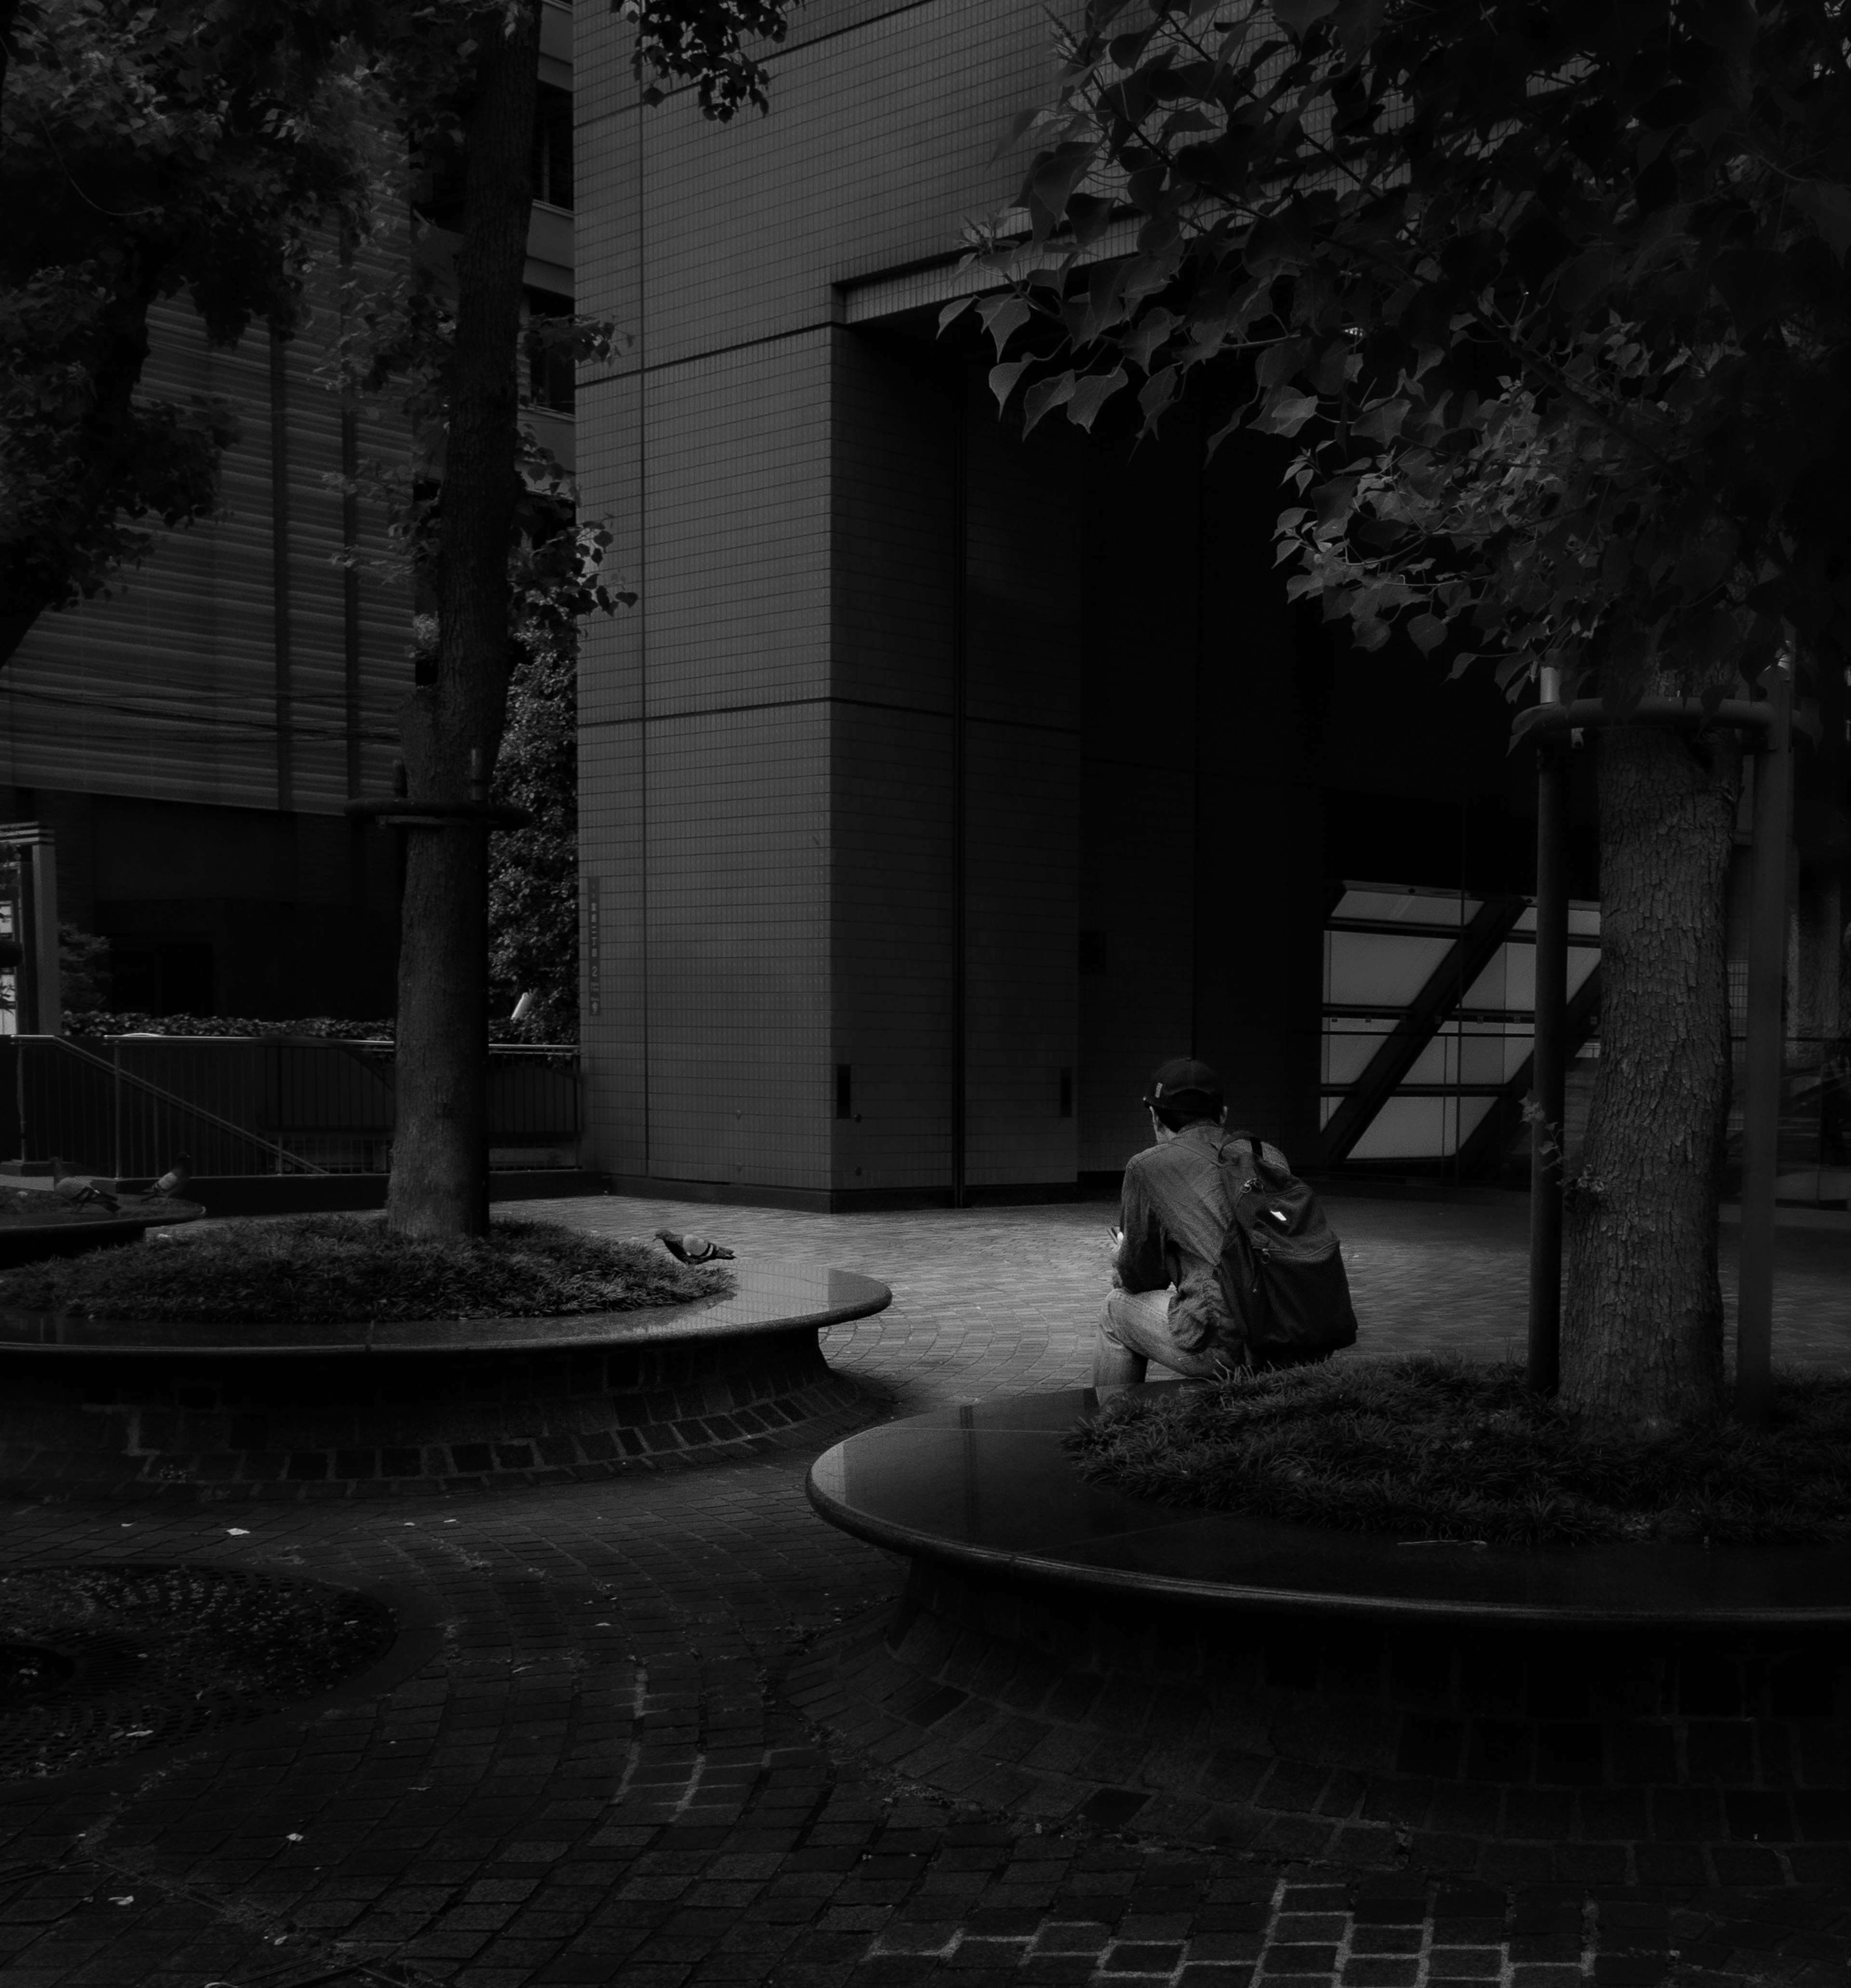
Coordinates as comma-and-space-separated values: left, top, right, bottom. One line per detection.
1313, 895, 1526, 1170
1454, 961, 1604, 1181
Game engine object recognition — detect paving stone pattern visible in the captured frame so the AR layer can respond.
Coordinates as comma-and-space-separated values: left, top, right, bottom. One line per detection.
0, 1192, 1847, 1988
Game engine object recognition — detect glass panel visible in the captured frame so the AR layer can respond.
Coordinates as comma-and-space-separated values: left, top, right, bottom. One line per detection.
1349, 1094, 1449, 1159
1325, 931, 1453, 1009
1322, 1019, 1392, 1085
1331, 886, 1480, 926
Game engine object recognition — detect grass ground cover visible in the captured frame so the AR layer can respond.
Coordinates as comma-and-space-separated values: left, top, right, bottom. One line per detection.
0, 1214, 731, 1323
1066, 1356, 1851, 1547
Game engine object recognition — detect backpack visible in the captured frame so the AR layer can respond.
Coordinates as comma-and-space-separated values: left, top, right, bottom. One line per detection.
1212, 1131, 1359, 1368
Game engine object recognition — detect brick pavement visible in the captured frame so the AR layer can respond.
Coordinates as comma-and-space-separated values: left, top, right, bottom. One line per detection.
0, 1190, 1848, 1988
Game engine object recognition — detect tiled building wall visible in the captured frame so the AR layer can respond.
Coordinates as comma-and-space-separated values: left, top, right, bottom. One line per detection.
577, 331, 836, 1190
577, 0, 1368, 1199
575, 0, 1073, 1197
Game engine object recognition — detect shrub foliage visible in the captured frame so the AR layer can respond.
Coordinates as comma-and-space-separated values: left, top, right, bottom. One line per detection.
0, 1215, 730, 1324
1067, 1359, 1851, 1547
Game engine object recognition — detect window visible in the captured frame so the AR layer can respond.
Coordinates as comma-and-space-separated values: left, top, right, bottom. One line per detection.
532, 82, 573, 210
523, 287, 576, 414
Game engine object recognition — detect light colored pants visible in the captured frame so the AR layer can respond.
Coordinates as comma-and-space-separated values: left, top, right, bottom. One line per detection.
1093, 1287, 1240, 1387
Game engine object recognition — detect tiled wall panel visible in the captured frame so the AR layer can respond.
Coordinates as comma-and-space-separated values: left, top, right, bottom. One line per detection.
639, 334, 834, 717
575, 371, 644, 731
579, 719, 648, 1176
644, 705, 831, 1188
575, 0, 1058, 376
577, 333, 836, 1188
830, 329, 958, 715
830, 702, 955, 1191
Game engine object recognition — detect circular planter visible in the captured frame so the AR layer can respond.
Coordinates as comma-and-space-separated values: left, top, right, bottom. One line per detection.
0, 1197, 205, 1269
804, 1388, 1851, 1882
0, 1261, 890, 1499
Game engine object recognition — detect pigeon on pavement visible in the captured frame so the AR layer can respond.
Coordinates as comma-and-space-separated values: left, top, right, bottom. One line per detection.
655, 1227, 735, 1265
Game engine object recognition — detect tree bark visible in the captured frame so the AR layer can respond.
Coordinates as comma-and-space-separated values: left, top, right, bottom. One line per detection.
387, 1, 538, 1239
1561, 720, 1741, 1432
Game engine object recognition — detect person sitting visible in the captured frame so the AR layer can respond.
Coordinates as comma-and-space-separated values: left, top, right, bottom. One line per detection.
1094, 1056, 1290, 1388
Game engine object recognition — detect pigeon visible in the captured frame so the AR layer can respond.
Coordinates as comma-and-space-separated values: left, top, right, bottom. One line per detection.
151, 1154, 191, 1198
655, 1227, 735, 1265
51, 1159, 119, 1213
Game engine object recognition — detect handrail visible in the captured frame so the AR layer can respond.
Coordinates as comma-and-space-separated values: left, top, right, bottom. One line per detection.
23, 1034, 328, 1175
1512, 695, 1775, 744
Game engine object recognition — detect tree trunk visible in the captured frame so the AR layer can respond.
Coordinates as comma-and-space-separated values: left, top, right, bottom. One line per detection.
387, 1, 538, 1239
1561, 720, 1740, 1432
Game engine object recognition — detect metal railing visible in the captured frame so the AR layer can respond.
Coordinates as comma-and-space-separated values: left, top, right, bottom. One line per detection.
0, 1035, 580, 1178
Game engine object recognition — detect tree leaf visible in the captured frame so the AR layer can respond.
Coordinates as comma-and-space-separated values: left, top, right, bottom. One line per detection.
1066, 192, 1118, 246
1553, 246, 1615, 317
977, 294, 1033, 357
1710, 248, 1791, 334
1792, 181, 1851, 265
992, 106, 1046, 164
1408, 612, 1448, 654
1274, 0, 1339, 38
989, 360, 1033, 411
1253, 387, 1320, 436
1021, 372, 1077, 435
1068, 366, 1129, 430
1256, 337, 1309, 387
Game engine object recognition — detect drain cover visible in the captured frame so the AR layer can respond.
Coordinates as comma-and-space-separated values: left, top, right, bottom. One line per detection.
0, 1564, 396, 1780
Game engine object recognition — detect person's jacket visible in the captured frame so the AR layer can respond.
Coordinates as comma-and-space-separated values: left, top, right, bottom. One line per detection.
1115, 1122, 1288, 1354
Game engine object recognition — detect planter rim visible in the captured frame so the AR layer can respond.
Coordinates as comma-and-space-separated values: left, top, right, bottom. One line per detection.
0, 1261, 890, 1356
807, 1387, 1851, 1628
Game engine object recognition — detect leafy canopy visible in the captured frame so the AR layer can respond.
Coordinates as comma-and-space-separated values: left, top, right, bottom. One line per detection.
0, 0, 801, 667
0, 0, 392, 655
953, 0, 1851, 703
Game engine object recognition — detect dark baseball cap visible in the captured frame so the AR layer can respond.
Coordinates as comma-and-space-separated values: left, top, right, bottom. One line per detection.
1143, 1057, 1223, 1113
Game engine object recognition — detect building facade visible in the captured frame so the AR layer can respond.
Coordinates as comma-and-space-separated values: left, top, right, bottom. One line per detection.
570, 0, 1632, 1206
2, 0, 579, 1024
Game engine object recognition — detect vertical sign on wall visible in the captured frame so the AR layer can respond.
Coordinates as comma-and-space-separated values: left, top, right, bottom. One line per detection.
585, 878, 600, 1017
0, 826, 60, 1035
